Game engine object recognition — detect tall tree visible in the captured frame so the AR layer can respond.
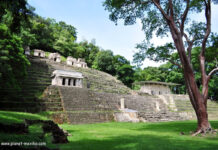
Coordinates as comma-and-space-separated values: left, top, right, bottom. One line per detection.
113, 55, 135, 87
79, 40, 100, 67
0, 0, 32, 92
104, 0, 218, 135
92, 50, 115, 75
0, 0, 33, 33
0, 23, 30, 91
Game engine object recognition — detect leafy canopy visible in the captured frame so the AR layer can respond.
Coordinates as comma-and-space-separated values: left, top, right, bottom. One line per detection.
104, 0, 218, 66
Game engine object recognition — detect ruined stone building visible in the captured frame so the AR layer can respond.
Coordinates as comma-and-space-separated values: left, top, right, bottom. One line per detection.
51, 70, 83, 88
66, 56, 87, 68
24, 46, 31, 55
66, 56, 77, 66
49, 53, 61, 62
33, 49, 45, 57
137, 81, 179, 95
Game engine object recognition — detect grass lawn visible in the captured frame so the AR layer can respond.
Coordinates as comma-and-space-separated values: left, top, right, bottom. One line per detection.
59, 121, 218, 150
0, 111, 49, 147
0, 111, 218, 150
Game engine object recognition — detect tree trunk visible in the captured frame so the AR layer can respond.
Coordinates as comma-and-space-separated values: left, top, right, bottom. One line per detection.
185, 73, 211, 134
169, 26, 211, 134
196, 103, 211, 131
182, 57, 211, 134
152, 0, 213, 135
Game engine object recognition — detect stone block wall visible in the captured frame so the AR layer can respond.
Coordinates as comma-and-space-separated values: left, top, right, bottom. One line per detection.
3, 57, 218, 123
51, 86, 186, 124
0, 57, 52, 112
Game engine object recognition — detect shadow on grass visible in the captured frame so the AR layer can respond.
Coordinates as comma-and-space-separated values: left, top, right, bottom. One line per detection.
133, 121, 218, 134
58, 133, 218, 150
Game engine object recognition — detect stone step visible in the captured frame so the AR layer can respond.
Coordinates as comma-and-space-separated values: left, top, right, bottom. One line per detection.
66, 111, 114, 124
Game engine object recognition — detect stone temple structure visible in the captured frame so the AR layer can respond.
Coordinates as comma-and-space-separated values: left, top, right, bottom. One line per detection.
66, 56, 77, 66
51, 70, 83, 88
24, 46, 31, 55
66, 56, 87, 68
49, 53, 61, 63
137, 81, 179, 95
33, 49, 45, 58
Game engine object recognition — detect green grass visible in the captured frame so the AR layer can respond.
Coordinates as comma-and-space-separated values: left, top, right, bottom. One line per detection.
0, 111, 51, 148
0, 111, 218, 150
45, 52, 50, 58
61, 56, 67, 62
58, 121, 218, 150
0, 111, 48, 124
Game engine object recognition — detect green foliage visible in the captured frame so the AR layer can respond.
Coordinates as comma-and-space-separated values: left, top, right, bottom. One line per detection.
0, 0, 34, 33
92, 51, 135, 87
134, 67, 166, 82
92, 50, 115, 75
103, 0, 218, 42
0, 23, 30, 90
30, 16, 56, 51
190, 46, 218, 100
134, 42, 178, 67
160, 63, 186, 94
113, 55, 134, 87
79, 40, 100, 67
26, 15, 78, 58
104, 0, 218, 98
53, 21, 77, 56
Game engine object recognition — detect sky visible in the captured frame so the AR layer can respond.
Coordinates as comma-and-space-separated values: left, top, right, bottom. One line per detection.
28, 0, 218, 68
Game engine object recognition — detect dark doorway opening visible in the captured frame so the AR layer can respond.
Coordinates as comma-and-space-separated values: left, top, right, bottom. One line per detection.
62, 78, 66, 85
68, 79, 71, 86
73, 79, 76, 86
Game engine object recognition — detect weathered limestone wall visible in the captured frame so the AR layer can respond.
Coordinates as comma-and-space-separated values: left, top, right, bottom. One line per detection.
48, 86, 186, 124
33, 49, 45, 58
140, 84, 171, 95
158, 94, 218, 120
46, 59, 131, 94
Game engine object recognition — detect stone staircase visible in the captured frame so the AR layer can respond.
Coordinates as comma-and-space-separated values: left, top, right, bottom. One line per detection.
41, 86, 63, 111
0, 57, 57, 112
123, 95, 185, 122
173, 95, 218, 120
57, 86, 119, 124
3, 57, 217, 124
56, 85, 186, 123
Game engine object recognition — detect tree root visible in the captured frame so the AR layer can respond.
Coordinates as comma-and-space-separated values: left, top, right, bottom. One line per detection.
192, 127, 217, 136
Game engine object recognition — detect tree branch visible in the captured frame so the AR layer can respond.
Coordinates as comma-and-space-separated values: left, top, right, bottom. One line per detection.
183, 32, 190, 43
183, 32, 195, 64
203, 67, 218, 99
169, 0, 174, 19
200, 0, 211, 100
208, 67, 218, 79
201, 0, 211, 57
180, 0, 190, 35
151, 0, 170, 21
168, 59, 182, 69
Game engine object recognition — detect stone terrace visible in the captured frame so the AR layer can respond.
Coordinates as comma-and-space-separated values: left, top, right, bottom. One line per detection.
45, 59, 131, 94
1, 57, 217, 123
